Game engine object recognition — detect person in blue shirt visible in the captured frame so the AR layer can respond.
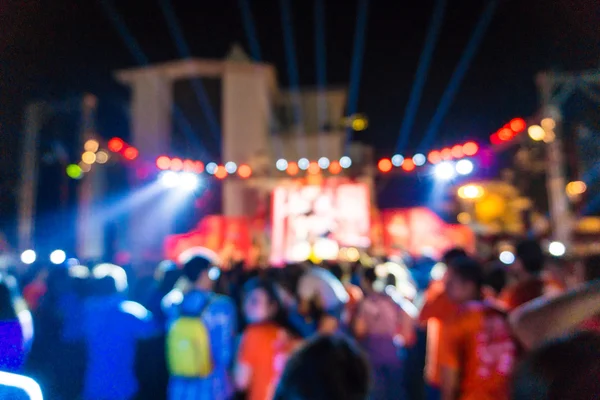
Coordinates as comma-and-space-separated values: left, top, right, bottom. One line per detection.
82, 264, 158, 400
162, 255, 237, 400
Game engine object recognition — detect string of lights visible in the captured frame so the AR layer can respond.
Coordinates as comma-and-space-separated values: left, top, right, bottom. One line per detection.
65, 118, 526, 182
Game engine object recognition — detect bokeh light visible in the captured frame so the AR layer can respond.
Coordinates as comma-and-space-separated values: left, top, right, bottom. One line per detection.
123, 147, 139, 160
276, 159, 288, 171
156, 156, 171, 170
434, 162, 456, 180
96, 151, 109, 164
462, 142, 479, 156
391, 154, 404, 167
456, 159, 474, 175
66, 164, 83, 179
440, 148, 452, 160
82, 151, 97, 164
171, 158, 184, 171
308, 162, 320, 175
238, 164, 252, 178
510, 118, 527, 133
287, 162, 299, 176
457, 212, 471, 225
499, 251, 515, 265
541, 118, 556, 131
107, 138, 124, 152
402, 158, 415, 172
318, 157, 330, 169
50, 249, 66, 265
566, 181, 587, 196
457, 184, 484, 199
428, 151, 441, 164
79, 161, 92, 173
225, 161, 237, 174
214, 166, 228, 179
548, 241, 566, 257
329, 161, 342, 175
528, 125, 545, 141
298, 158, 310, 170
339, 156, 352, 169
451, 145, 464, 159
412, 153, 426, 166
378, 158, 392, 173
20, 250, 37, 265
84, 139, 100, 153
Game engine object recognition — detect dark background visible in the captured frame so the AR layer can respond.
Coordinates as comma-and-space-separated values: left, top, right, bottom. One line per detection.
1, 0, 599, 244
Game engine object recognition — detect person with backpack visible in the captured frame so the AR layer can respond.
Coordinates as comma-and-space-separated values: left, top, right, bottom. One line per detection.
164, 256, 237, 400
235, 277, 302, 400
353, 267, 415, 400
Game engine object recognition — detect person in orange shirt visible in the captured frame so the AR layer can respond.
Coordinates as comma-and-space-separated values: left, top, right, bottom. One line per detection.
419, 248, 466, 400
235, 278, 302, 400
499, 239, 545, 311
440, 257, 516, 400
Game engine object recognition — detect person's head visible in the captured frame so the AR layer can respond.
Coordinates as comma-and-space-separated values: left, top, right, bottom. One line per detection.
92, 263, 128, 295
182, 256, 213, 290
328, 263, 344, 282
359, 267, 378, 293
511, 332, 600, 400
483, 264, 507, 298
442, 247, 468, 266
571, 255, 600, 287
274, 335, 370, 400
511, 239, 544, 281
0, 275, 17, 320
445, 256, 484, 303
243, 277, 284, 324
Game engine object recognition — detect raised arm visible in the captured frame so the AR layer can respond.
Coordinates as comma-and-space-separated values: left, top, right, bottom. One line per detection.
509, 280, 600, 350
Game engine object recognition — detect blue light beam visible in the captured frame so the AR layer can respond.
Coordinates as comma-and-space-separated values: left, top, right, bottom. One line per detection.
418, 0, 499, 152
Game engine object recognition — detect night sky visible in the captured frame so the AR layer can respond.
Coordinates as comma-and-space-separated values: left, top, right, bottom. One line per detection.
1, 0, 599, 235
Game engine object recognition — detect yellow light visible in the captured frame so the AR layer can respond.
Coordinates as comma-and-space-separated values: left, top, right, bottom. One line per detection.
528, 125, 546, 141
457, 212, 471, 224
566, 181, 586, 196
541, 118, 556, 131
79, 161, 91, 172
543, 130, 556, 143
81, 151, 96, 164
84, 139, 99, 153
351, 117, 368, 131
346, 247, 360, 262
457, 184, 485, 200
96, 151, 109, 164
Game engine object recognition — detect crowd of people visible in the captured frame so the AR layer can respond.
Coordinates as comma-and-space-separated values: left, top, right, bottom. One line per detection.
1, 239, 599, 400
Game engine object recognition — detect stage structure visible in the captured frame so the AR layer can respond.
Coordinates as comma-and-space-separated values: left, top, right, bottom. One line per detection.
115, 46, 375, 262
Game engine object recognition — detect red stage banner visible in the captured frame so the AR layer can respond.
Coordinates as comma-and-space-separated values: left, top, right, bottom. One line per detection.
380, 207, 475, 259
164, 215, 258, 266
270, 182, 371, 265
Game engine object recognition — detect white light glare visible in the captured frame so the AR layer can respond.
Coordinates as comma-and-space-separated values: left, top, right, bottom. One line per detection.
206, 162, 217, 175
298, 158, 310, 170
413, 153, 426, 166
391, 154, 404, 167
499, 251, 515, 265
225, 162, 237, 173
20, 250, 37, 265
318, 157, 330, 169
434, 162, 456, 180
180, 172, 200, 191
548, 241, 566, 257
159, 171, 180, 188
50, 249, 66, 265
456, 159, 474, 175
276, 159, 288, 171
339, 156, 352, 169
